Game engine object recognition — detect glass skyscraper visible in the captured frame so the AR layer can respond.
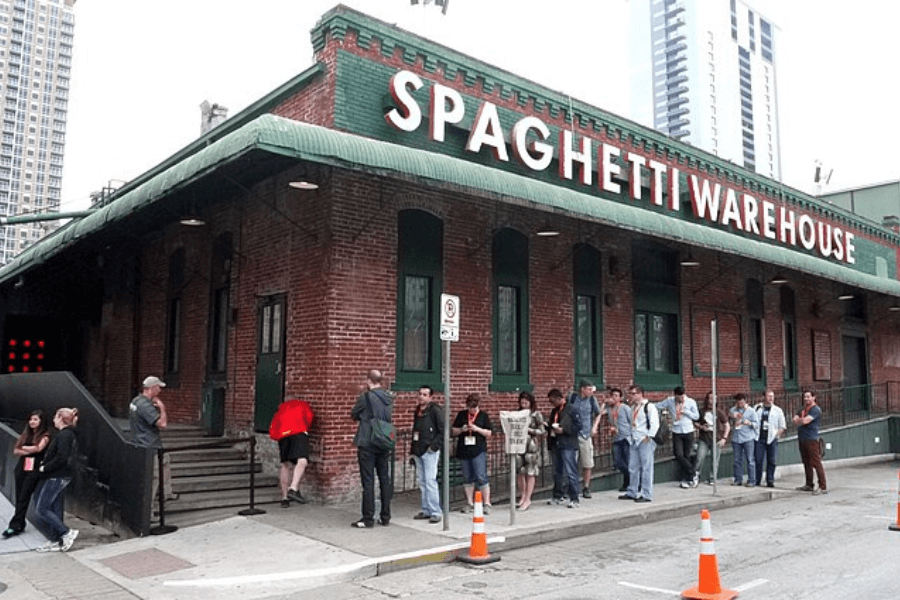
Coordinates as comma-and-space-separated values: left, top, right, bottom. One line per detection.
631, 0, 780, 179
0, 0, 74, 264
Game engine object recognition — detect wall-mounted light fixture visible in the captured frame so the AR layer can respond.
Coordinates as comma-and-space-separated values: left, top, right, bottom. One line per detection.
179, 215, 205, 227
535, 220, 560, 237
288, 180, 319, 191
679, 251, 700, 267
768, 273, 788, 285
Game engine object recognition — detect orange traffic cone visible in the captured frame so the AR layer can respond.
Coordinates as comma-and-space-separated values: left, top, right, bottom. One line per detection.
889, 470, 900, 532
457, 491, 500, 565
682, 510, 738, 600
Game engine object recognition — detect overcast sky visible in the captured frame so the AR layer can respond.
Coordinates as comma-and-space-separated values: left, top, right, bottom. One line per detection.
60, 0, 900, 213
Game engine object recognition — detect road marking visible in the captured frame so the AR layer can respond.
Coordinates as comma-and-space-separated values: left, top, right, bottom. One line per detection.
734, 578, 769, 591
163, 536, 507, 587
617, 581, 681, 595
618, 578, 768, 596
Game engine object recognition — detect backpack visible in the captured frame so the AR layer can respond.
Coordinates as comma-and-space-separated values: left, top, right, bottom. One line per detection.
644, 402, 670, 445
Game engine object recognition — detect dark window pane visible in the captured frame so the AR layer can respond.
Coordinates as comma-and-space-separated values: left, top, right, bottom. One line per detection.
576, 294, 595, 374
497, 285, 519, 373
403, 276, 430, 371
635, 314, 648, 371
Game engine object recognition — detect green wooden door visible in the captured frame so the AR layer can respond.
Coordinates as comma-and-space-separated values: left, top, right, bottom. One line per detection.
254, 295, 286, 432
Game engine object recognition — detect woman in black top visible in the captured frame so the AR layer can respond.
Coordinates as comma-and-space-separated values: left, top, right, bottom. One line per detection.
2, 410, 51, 538
33, 407, 80, 552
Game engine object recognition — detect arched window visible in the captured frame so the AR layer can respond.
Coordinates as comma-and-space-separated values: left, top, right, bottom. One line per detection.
633, 241, 680, 389
574, 244, 602, 384
780, 286, 797, 387
492, 228, 530, 390
396, 210, 443, 389
746, 278, 765, 389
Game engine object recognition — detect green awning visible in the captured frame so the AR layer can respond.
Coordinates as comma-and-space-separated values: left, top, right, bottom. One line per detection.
4, 113, 898, 297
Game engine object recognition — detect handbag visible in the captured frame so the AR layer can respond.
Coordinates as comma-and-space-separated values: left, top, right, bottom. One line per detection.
365, 392, 396, 451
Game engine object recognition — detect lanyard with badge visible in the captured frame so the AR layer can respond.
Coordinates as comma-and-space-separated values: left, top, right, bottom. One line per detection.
465, 409, 479, 446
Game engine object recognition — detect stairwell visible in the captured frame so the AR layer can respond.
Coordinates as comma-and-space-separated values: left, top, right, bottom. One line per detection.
156, 425, 282, 528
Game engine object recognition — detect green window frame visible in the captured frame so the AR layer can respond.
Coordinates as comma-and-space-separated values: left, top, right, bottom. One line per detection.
747, 278, 765, 390
574, 244, 602, 384
632, 242, 681, 390
164, 248, 185, 384
491, 228, 530, 391
781, 286, 798, 390
395, 210, 443, 390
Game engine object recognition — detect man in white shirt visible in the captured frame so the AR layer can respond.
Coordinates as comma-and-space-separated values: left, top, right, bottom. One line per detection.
656, 386, 700, 488
754, 389, 786, 488
618, 385, 659, 503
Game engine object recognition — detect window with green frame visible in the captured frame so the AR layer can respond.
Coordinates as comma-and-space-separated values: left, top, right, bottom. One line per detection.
491, 228, 530, 391
574, 244, 602, 384
781, 286, 798, 389
747, 278, 765, 390
632, 242, 681, 390
164, 248, 185, 384
395, 210, 443, 390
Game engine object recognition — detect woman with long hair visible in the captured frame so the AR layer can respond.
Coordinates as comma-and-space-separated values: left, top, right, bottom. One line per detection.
2, 410, 51, 538
32, 407, 80, 552
694, 392, 730, 485
514, 391, 544, 511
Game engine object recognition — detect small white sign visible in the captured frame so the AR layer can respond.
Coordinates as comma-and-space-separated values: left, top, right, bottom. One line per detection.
500, 410, 530, 454
440, 294, 460, 341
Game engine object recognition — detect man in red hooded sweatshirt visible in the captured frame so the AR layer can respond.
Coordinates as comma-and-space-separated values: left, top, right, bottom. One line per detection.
269, 398, 314, 507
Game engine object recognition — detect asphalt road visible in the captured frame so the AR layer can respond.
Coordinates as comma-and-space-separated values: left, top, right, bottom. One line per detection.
292, 460, 900, 600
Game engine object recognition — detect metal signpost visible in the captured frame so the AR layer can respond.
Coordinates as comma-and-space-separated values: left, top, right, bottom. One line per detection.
440, 294, 459, 531
711, 319, 720, 496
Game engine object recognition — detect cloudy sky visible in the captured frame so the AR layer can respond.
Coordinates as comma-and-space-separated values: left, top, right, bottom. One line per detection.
59, 0, 899, 212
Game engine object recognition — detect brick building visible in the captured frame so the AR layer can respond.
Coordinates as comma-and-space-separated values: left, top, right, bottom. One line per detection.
0, 6, 899, 501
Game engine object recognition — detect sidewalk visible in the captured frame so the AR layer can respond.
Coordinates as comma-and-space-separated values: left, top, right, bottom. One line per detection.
1, 454, 896, 600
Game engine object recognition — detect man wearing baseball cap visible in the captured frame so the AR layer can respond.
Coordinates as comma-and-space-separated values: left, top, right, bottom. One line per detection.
130, 376, 177, 503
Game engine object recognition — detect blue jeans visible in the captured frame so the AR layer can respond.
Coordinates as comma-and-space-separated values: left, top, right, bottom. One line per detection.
696, 438, 722, 482
626, 438, 656, 500
558, 446, 580, 501
414, 449, 441, 517
33, 477, 71, 542
357, 446, 392, 525
732, 440, 756, 484
754, 438, 778, 485
612, 439, 630, 488
460, 452, 489, 489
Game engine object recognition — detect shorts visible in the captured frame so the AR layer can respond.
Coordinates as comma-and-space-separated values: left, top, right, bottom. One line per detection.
578, 436, 594, 469
279, 433, 309, 464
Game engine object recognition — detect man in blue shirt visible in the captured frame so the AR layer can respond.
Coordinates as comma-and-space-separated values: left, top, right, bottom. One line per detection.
729, 393, 759, 486
603, 388, 631, 492
793, 389, 827, 494
657, 386, 700, 488
618, 385, 658, 503
568, 379, 602, 499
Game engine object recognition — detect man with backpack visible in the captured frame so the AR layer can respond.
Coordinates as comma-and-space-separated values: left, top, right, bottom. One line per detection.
350, 369, 394, 528
618, 385, 659, 503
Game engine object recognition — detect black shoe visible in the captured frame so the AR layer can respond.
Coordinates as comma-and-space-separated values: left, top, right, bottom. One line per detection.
287, 489, 307, 504
618, 494, 635, 500
634, 497, 652, 503
766, 482, 774, 488
280, 499, 290, 508
2, 527, 21, 538
351, 520, 374, 528
582, 488, 592, 499
413, 512, 430, 520
378, 517, 390, 526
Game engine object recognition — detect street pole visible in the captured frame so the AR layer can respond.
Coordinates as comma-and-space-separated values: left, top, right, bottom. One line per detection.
711, 319, 719, 497
442, 338, 450, 531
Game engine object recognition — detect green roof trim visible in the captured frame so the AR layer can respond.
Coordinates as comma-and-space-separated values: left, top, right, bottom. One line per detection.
3, 114, 898, 298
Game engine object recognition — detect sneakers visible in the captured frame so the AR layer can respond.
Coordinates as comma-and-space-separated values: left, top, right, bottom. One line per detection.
350, 520, 374, 529
482, 503, 492, 515
679, 481, 690, 489
731, 481, 743, 486
582, 488, 592, 499
691, 473, 700, 488
567, 499, 580, 508
2, 527, 21, 538
287, 489, 307, 504
618, 494, 635, 500
547, 497, 565, 505
280, 499, 290, 508
812, 487, 828, 495
413, 511, 430, 520
744, 482, 756, 488
460, 504, 474, 514
60, 529, 79, 552
35, 540, 62, 553
795, 484, 815, 492
428, 515, 442, 524
634, 497, 651, 503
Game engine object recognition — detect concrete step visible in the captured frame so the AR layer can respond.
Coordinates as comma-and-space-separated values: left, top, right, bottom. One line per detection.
168, 447, 246, 463
172, 473, 279, 494
171, 459, 263, 477
159, 486, 281, 514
